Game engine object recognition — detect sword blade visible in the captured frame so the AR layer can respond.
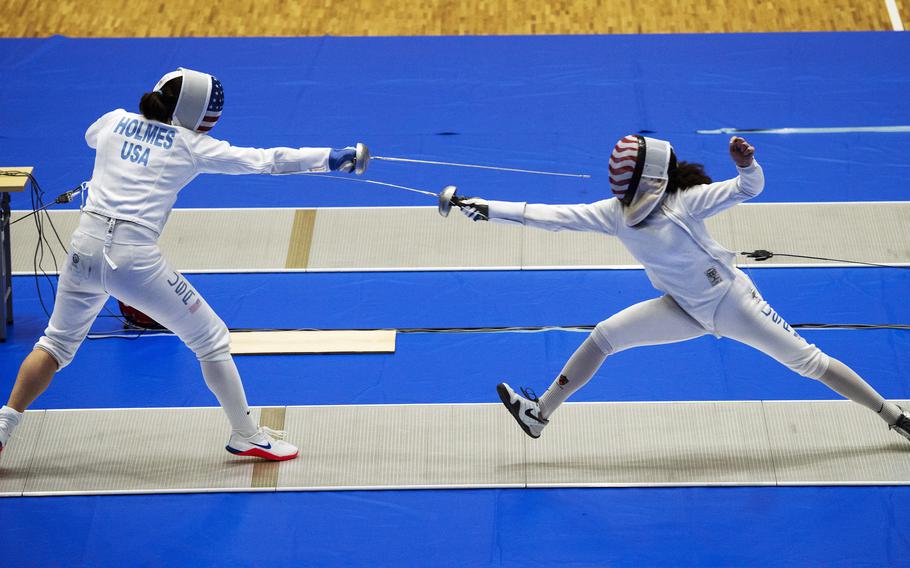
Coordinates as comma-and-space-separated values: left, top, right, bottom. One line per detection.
373, 156, 591, 179
311, 174, 439, 198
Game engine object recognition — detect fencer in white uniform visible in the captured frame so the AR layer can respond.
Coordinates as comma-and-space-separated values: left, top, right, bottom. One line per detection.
0, 68, 365, 460
459, 135, 910, 442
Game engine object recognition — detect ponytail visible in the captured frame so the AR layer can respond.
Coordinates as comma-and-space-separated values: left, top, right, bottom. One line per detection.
666, 152, 712, 193
138, 76, 182, 123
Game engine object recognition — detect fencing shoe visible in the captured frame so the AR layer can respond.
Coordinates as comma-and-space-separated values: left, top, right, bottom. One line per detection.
497, 383, 549, 439
890, 407, 910, 442
226, 427, 299, 461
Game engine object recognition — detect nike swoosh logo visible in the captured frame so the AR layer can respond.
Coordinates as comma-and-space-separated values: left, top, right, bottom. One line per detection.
250, 441, 272, 450
525, 408, 546, 424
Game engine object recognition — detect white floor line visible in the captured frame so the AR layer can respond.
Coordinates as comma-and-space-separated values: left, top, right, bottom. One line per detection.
25, 399, 892, 414
698, 126, 910, 135
885, 0, 905, 31
12, 200, 910, 215
14, 260, 910, 277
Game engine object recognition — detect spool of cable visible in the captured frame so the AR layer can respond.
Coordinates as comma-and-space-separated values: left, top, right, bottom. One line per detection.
118, 301, 165, 330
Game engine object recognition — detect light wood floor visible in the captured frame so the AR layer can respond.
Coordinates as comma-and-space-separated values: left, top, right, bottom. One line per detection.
1, 0, 905, 37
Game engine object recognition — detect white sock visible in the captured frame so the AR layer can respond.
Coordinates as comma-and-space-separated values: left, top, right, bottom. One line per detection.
819, 359, 903, 424
200, 359, 258, 437
538, 335, 609, 420
0, 405, 23, 445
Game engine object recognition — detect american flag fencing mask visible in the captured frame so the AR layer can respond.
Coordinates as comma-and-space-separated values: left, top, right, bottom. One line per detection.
608, 135, 645, 205
154, 68, 223, 132
608, 134, 674, 226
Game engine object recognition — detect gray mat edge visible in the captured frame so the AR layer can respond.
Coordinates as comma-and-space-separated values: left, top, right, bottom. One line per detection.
16, 400, 904, 411
0, 410, 47, 498
8, 481, 909, 498
3, 400, 907, 497
15, 262, 910, 277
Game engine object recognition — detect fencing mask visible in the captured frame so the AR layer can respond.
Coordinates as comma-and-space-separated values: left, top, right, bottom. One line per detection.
608, 135, 673, 226
153, 67, 224, 132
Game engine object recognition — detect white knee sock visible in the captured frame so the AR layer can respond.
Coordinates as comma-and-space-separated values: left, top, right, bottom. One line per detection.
0, 405, 23, 446
200, 359, 258, 436
819, 358, 903, 424
538, 335, 609, 420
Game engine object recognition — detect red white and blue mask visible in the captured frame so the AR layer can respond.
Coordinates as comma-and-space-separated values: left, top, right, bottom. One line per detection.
154, 68, 224, 133
609, 134, 673, 226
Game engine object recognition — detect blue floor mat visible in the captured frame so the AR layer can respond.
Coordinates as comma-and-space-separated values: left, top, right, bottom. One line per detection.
1, 31, 908, 567
6, 266, 909, 332
3, 268, 908, 409
3, 32, 910, 210
2, 486, 908, 567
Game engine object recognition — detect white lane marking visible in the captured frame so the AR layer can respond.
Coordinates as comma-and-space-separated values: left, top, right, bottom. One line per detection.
698, 125, 910, 134
885, 0, 904, 31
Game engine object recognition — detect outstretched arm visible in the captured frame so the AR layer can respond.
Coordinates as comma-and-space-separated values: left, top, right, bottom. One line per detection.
680, 136, 764, 219
189, 135, 361, 175
459, 197, 620, 235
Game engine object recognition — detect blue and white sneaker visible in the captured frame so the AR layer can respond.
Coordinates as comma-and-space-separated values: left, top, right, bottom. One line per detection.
891, 407, 910, 442
226, 427, 299, 461
497, 383, 549, 439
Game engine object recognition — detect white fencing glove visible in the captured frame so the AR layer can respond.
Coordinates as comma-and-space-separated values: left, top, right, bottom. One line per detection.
457, 197, 489, 222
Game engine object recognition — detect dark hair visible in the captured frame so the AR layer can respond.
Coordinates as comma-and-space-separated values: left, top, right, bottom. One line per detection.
666, 152, 712, 193
139, 76, 182, 123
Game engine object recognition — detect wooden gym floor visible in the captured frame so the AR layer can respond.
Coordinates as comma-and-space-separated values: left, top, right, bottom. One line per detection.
2, 0, 908, 37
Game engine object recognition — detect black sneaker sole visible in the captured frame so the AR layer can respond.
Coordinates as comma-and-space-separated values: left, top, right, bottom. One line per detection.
891, 412, 910, 442
496, 383, 540, 439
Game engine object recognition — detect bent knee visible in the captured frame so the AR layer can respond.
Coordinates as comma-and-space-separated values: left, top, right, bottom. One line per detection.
785, 344, 830, 380
189, 319, 231, 362
591, 321, 617, 355
35, 337, 74, 370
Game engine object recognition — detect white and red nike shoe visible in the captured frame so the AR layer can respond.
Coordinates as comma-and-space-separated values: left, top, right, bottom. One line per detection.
226, 427, 299, 461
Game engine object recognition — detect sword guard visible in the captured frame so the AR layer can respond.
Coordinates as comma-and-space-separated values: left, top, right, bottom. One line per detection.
355, 143, 370, 175
438, 185, 458, 217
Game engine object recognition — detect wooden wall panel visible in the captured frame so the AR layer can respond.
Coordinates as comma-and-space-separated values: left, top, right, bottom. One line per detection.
0, 0, 898, 38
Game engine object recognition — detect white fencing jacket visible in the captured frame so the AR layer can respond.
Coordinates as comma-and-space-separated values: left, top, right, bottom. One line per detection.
82, 109, 331, 235
487, 162, 765, 330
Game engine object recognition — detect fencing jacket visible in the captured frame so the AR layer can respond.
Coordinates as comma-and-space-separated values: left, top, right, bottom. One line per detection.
82, 109, 331, 235
487, 162, 765, 331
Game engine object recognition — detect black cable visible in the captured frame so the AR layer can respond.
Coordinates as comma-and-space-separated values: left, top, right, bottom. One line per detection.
83, 322, 910, 341
27, 172, 56, 318
6, 171, 907, 340
9, 186, 80, 226
2, 170, 142, 333
741, 250, 910, 270
794, 323, 910, 330
4, 170, 57, 318
86, 324, 147, 341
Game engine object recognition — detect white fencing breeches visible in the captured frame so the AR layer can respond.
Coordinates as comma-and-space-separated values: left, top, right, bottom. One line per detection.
539, 274, 904, 423
591, 275, 830, 380
36, 213, 230, 369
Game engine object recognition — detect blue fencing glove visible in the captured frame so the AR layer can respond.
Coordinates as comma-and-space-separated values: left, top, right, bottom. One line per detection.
328, 147, 358, 173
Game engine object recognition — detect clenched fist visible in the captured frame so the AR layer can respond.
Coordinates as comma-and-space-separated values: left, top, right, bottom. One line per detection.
729, 136, 755, 168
